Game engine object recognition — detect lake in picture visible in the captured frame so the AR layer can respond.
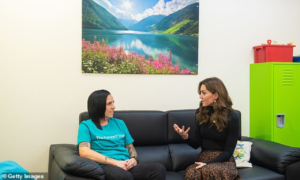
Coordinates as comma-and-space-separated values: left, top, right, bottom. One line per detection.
82, 29, 198, 73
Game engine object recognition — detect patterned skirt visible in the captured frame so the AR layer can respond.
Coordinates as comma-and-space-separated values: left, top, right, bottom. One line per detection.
185, 151, 241, 180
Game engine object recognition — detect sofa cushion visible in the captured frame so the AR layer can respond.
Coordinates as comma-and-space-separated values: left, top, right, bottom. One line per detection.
168, 144, 201, 172
135, 145, 173, 171
250, 138, 300, 174
166, 171, 185, 180
238, 165, 284, 180
53, 146, 104, 180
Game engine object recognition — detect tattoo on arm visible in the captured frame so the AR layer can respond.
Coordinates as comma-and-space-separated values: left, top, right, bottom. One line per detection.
126, 144, 138, 159
79, 142, 90, 147
104, 156, 113, 164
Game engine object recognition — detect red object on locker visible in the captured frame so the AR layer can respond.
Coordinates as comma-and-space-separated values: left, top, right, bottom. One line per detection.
253, 44, 296, 63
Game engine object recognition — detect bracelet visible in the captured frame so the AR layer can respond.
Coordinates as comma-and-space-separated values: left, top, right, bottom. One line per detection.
131, 156, 139, 163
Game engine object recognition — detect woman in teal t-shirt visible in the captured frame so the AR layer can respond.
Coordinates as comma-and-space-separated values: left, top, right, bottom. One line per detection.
77, 90, 166, 180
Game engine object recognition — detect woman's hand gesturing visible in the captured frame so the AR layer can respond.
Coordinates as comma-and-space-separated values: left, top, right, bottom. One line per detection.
173, 124, 190, 140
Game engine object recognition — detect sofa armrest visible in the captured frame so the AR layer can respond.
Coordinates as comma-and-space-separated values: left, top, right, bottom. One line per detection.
49, 144, 105, 180
246, 138, 300, 174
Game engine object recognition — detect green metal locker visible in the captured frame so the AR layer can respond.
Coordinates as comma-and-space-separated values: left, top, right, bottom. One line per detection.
250, 63, 300, 147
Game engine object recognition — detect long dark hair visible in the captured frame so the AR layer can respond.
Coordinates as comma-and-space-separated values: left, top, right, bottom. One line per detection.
196, 77, 233, 131
87, 90, 110, 130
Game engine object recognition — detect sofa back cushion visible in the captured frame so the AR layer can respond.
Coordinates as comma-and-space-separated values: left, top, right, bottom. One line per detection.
79, 111, 168, 146
114, 111, 168, 146
167, 109, 197, 144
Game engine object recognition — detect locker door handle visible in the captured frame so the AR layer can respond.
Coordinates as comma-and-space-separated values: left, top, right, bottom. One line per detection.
276, 114, 285, 128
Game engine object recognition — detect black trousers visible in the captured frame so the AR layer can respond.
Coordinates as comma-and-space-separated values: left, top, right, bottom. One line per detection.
101, 162, 166, 180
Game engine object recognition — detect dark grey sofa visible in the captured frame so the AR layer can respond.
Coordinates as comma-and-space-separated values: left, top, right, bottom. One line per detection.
48, 110, 300, 180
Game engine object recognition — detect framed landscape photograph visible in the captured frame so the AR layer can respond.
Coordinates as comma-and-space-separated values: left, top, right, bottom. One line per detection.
82, 0, 199, 74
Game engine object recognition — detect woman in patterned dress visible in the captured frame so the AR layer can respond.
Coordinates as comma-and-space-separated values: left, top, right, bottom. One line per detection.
174, 77, 240, 180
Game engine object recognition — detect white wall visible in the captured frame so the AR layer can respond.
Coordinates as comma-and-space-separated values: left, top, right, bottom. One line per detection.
0, 0, 299, 173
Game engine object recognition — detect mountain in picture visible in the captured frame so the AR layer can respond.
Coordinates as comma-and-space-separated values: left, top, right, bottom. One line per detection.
128, 15, 166, 31
118, 19, 138, 28
82, 0, 127, 30
150, 3, 199, 36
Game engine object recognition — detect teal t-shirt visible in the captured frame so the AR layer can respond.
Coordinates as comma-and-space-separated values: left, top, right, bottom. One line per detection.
77, 118, 134, 166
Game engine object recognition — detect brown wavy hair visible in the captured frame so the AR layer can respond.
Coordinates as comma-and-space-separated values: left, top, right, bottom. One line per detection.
196, 77, 233, 132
